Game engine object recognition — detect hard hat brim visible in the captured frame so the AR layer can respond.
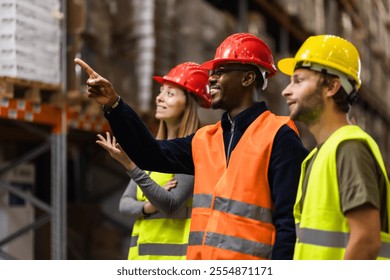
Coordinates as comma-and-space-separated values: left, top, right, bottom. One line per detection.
153, 76, 166, 84
153, 76, 211, 109
201, 58, 265, 70
277, 58, 296, 76
153, 75, 187, 92
153, 76, 185, 89
153, 76, 189, 93
201, 59, 229, 70
202, 59, 278, 78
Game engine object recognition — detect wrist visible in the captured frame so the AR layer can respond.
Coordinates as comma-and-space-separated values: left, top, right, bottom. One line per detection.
102, 96, 121, 113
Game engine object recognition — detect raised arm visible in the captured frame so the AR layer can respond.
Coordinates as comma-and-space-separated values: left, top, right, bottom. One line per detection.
75, 58, 195, 174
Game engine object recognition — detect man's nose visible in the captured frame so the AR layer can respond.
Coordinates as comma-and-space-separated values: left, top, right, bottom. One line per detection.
281, 83, 292, 97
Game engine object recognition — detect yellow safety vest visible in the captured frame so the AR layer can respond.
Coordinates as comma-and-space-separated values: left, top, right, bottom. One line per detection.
128, 172, 192, 260
294, 125, 390, 260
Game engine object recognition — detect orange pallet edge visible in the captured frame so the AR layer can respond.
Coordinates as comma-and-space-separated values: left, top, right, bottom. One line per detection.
0, 98, 111, 134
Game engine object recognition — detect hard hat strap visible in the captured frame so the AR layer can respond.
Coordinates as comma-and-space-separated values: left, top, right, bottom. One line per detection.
260, 70, 268, 90
296, 61, 355, 95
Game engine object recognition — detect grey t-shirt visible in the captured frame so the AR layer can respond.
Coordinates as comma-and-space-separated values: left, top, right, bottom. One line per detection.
119, 167, 194, 218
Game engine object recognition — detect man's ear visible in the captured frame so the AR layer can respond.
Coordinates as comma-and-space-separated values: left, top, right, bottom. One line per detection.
326, 78, 342, 97
242, 71, 256, 87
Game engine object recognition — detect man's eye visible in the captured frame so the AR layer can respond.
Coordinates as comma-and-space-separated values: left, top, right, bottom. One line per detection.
210, 69, 223, 76
293, 79, 302, 84
213, 69, 223, 77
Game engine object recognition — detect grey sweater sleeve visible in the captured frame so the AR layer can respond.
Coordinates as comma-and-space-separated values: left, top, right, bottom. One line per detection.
119, 178, 146, 218
120, 167, 194, 215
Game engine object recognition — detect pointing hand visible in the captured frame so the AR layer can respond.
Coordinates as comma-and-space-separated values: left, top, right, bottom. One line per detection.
74, 58, 119, 106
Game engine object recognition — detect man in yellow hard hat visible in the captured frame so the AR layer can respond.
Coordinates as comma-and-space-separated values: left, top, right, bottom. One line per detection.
75, 33, 309, 259
278, 34, 390, 260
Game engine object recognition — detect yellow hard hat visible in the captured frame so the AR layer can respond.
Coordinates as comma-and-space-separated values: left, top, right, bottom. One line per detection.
278, 35, 361, 90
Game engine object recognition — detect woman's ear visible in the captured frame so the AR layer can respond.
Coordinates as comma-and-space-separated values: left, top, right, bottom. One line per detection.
242, 71, 256, 87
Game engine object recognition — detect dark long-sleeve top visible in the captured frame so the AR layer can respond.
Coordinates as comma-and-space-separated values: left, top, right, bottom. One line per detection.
106, 99, 309, 259
119, 167, 194, 217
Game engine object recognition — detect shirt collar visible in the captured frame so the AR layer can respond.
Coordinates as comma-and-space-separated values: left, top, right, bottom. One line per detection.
221, 101, 268, 132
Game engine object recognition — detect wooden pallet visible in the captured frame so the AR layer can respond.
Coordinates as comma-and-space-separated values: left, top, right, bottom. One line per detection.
0, 77, 110, 133
0, 76, 62, 104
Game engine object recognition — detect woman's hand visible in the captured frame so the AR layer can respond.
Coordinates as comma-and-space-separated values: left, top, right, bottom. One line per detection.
96, 132, 136, 171
143, 202, 158, 214
163, 177, 177, 191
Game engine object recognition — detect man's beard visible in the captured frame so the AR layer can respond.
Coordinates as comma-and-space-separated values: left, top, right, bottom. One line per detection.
292, 87, 324, 126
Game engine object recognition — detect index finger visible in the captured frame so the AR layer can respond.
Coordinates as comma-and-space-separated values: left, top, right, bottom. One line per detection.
74, 58, 99, 78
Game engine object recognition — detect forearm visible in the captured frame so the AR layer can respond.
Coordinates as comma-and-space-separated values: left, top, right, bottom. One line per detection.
119, 198, 146, 218
127, 168, 193, 214
119, 176, 160, 216
119, 179, 146, 218
344, 238, 379, 260
106, 100, 194, 174
344, 205, 381, 259
106, 100, 162, 169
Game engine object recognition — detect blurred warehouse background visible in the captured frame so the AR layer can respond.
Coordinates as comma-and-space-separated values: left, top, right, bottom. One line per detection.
0, 0, 389, 260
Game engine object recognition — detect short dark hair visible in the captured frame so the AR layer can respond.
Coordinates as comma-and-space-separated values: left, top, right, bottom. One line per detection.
318, 72, 351, 113
241, 64, 264, 91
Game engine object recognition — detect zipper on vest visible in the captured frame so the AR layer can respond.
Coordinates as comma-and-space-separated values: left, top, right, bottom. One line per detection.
226, 115, 235, 164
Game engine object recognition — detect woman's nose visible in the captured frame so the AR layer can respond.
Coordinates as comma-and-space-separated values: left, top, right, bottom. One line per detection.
156, 92, 164, 102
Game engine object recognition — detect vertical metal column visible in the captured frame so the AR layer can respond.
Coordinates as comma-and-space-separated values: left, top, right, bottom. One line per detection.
51, 133, 67, 260
51, 0, 68, 260
238, 0, 249, 32
134, 0, 156, 112
325, 0, 339, 34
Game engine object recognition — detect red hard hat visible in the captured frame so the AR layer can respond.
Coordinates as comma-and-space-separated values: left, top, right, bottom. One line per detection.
201, 33, 277, 78
153, 62, 211, 108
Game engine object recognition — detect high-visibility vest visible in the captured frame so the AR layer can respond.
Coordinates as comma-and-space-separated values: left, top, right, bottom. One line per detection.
294, 125, 390, 260
188, 111, 298, 259
128, 172, 192, 260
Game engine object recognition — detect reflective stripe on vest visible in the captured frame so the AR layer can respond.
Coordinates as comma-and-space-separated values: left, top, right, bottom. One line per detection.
296, 224, 390, 259
193, 194, 273, 224
189, 231, 272, 259
130, 236, 188, 256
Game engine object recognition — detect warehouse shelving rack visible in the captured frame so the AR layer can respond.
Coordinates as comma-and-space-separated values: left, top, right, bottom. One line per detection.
0, 75, 109, 260
0, 0, 109, 258
0, 77, 67, 259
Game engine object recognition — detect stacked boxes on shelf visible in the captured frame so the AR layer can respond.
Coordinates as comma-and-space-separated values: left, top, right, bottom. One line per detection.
0, 0, 61, 84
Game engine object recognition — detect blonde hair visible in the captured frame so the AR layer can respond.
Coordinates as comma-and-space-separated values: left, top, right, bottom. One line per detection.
155, 91, 201, 140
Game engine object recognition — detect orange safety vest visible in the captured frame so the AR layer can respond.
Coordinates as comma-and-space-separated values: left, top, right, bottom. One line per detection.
188, 110, 298, 260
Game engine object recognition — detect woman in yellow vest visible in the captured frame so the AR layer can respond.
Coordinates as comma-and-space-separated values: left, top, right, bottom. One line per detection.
96, 62, 210, 259
278, 35, 390, 259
